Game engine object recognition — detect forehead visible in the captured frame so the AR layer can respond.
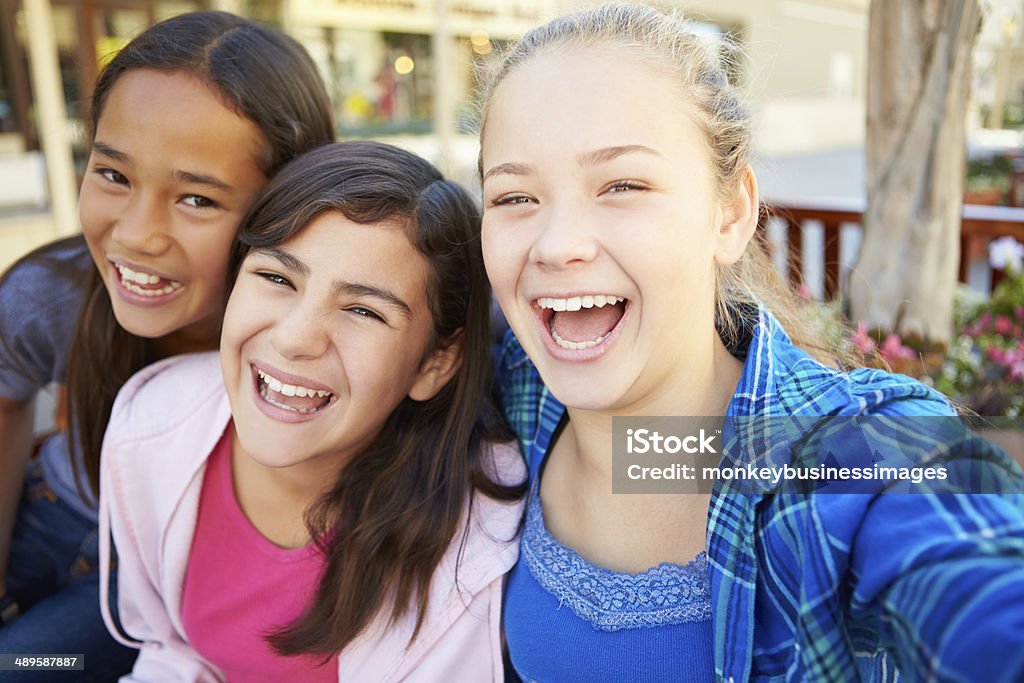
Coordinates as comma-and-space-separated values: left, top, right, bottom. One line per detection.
280, 212, 429, 290
95, 69, 267, 174
482, 47, 710, 168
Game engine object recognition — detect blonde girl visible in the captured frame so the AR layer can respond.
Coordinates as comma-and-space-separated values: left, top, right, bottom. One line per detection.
478, 4, 1024, 681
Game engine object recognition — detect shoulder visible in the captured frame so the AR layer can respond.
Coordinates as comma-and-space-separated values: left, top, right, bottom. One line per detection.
451, 440, 527, 590
781, 359, 953, 417
103, 352, 229, 519
768, 335, 953, 417
0, 235, 91, 309
107, 352, 228, 447
478, 440, 528, 489
0, 236, 92, 396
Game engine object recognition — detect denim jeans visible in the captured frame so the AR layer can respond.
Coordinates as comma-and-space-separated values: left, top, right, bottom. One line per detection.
0, 461, 137, 682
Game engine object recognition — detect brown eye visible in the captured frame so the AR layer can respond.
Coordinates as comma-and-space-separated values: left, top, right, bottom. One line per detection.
606, 181, 647, 194
492, 194, 534, 207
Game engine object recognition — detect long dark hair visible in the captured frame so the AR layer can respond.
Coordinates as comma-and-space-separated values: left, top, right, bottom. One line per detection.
230, 140, 524, 657
65, 11, 335, 495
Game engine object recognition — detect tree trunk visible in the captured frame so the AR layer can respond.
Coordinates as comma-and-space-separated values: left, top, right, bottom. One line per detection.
849, 0, 981, 348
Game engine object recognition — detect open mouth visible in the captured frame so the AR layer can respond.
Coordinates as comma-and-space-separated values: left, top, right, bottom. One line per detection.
536, 295, 628, 350
255, 366, 336, 415
114, 262, 183, 297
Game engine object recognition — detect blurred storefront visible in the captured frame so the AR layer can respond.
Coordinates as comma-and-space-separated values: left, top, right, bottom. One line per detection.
1, 0, 875, 270
0, 0, 557, 268
286, 0, 555, 139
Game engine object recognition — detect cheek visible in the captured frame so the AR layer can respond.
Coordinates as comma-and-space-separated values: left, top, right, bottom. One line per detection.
221, 284, 265, 347
189, 230, 238, 291
77, 186, 111, 242
481, 220, 519, 296
349, 336, 422, 401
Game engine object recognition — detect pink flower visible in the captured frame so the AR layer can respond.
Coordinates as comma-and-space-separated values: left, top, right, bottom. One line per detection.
963, 322, 983, 338
796, 283, 813, 301
979, 311, 993, 330
851, 322, 876, 354
881, 334, 915, 360
995, 315, 1014, 335
1015, 305, 1024, 323
1002, 348, 1024, 381
1009, 359, 1024, 382
987, 346, 1005, 363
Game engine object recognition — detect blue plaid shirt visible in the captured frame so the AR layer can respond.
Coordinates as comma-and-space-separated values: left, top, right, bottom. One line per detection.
498, 307, 1024, 682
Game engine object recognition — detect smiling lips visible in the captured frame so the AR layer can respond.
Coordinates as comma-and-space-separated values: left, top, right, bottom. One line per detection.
114, 262, 183, 297
256, 367, 335, 414
537, 295, 627, 350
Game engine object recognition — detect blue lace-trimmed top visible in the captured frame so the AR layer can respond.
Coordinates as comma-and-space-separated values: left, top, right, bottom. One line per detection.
504, 478, 714, 682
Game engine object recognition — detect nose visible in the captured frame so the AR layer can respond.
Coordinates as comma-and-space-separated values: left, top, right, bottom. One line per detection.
528, 200, 599, 269
268, 302, 330, 361
110, 194, 173, 256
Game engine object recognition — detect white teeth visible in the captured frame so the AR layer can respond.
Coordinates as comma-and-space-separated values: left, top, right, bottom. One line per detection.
121, 281, 181, 297
551, 328, 607, 350
537, 295, 624, 311
256, 369, 331, 405
116, 264, 181, 293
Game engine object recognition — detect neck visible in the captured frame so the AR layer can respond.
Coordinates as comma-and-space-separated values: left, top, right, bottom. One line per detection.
230, 429, 344, 549
564, 333, 743, 484
151, 312, 223, 359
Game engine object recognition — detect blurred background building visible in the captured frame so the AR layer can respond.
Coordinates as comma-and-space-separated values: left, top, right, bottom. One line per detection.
1, 0, 1022, 273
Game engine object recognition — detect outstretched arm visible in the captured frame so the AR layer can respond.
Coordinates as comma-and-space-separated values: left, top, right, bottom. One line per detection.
851, 491, 1024, 683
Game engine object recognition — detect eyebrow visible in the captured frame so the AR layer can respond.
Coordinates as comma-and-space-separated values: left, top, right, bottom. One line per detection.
577, 144, 664, 167
175, 170, 232, 192
92, 141, 232, 191
251, 247, 413, 319
481, 162, 534, 183
482, 144, 664, 183
91, 141, 129, 164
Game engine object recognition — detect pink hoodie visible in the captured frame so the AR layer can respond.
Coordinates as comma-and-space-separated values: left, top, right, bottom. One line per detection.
99, 352, 526, 682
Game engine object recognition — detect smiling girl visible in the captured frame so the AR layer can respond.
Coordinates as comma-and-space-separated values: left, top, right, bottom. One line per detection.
0, 11, 332, 677
99, 141, 526, 681
478, 4, 1024, 682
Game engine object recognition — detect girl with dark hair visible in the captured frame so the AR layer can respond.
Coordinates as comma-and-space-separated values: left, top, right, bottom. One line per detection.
0, 11, 332, 677
98, 140, 526, 681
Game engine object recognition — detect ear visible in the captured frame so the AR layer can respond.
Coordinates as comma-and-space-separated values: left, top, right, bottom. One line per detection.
408, 333, 463, 402
714, 165, 759, 266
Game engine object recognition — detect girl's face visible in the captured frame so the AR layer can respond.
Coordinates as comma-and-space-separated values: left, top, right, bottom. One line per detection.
221, 212, 453, 475
79, 69, 269, 345
480, 48, 753, 413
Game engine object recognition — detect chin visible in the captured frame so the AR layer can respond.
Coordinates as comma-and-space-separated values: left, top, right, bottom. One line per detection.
109, 308, 175, 339
543, 372, 627, 413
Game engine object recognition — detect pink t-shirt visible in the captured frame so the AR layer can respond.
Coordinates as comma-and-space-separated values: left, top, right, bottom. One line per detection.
181, 426, 338, 682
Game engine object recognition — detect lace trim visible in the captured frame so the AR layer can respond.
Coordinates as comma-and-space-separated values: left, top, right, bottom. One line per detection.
521, 483, 712, 632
